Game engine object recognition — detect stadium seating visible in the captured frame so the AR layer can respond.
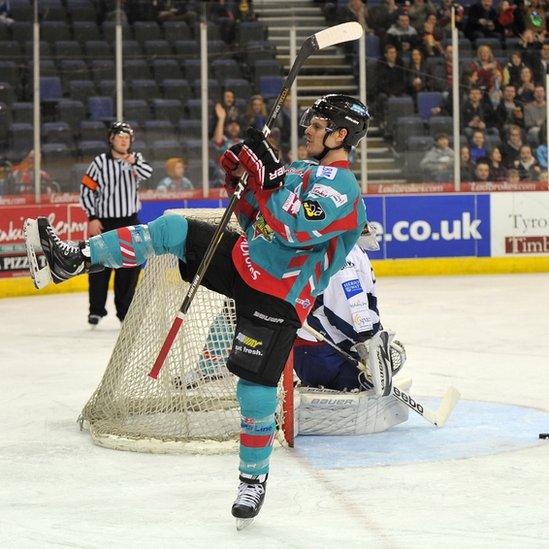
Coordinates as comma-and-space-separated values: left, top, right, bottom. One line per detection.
394, 116, 426, 151
88, 96, 114, 121
162, 79, 192, 103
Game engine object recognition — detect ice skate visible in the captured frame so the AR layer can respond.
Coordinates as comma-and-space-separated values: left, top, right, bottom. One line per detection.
232, 474, 267, 530
24, 217, 101, 289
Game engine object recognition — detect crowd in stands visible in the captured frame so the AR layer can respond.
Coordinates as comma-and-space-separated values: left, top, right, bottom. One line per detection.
319, 0, 547, 182
0, 0, 547, 195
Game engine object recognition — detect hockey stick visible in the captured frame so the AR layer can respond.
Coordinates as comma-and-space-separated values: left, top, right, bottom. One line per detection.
301, 322, 460, 427
148, 22, 364, 379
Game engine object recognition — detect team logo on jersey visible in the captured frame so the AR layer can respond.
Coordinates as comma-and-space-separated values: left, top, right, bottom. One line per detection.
282, 192, 302, 216
252, 213, 274, 242
309, 183, 348, 207
302, 200, 325, 220
342, 278, 363, 299
316, 166, 337, 180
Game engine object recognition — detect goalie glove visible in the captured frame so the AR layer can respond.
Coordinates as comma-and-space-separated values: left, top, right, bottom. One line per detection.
238, 127, 286, 192
353, 330, 394, 397
220, 142, 243, 191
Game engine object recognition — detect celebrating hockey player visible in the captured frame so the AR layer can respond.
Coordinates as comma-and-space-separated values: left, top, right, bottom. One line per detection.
24, 94, 370, 528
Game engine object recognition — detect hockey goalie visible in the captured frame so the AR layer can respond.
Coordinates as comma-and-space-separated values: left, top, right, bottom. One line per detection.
293, 224, 411, 436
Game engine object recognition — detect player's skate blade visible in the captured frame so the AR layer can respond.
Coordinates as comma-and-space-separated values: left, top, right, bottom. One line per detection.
232, 475, 267, 531
24, 218, 52, 289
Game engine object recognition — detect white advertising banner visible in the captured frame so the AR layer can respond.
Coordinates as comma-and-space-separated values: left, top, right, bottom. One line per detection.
491, 192, 549, 257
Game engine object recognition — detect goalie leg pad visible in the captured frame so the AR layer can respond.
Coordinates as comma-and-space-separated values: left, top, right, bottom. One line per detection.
237, 380, 277, 476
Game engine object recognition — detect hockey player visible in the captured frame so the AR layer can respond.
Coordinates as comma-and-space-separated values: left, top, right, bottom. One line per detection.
24, 94, 370, 528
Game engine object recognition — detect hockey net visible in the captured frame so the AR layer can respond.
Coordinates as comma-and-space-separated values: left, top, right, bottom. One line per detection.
80, 208, 294, 454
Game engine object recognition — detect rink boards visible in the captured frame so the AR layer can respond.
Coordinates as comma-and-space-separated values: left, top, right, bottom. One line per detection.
1, 190, 549, 297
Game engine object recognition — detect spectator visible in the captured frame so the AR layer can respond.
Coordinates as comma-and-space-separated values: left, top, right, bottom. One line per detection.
0, 0, 14, 25
242, 94, 267, 131
386, 12, 419, 54
515, 144, 541, 180
337, 0, 374, 35
207, 0, 237, 43
488, 147, 506, 180
503, 51, 527, 89
460, 146, 475, 181
495, 85, 524, 133
216, 89, 240, 125
419, 132, 454, 181
419, 15, 444, 58
473, 159, 492, 182
427, 44, 453, 92
408, 0, 436, 32
501, 125, 524, 167
496, 0, 519, 39
531, 43, 549, 85
375, 45, 406, 132
407, 48, 427, 97
157, 157, 193, 191
506, 167, 520, 184
470, 130, 488, 163
465, 0, 500, 43
517, 66, 537, 105
436, 0, 465, 34
231, 0, 256, 22
462, 87, 496, 138
155, 1, 198, 26
470, 45, 502, 91
212, 103, 242, 153
521, 0, 545, 37
524, 86, 546, 145
10, 150, 59, 194
487, 67, 504, 108
517, 29, 545, 70
369, 0, 399, 32
536, 127, 547, 171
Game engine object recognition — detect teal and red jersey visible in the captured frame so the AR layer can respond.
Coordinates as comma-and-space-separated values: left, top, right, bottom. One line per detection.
230, 159, 367, 322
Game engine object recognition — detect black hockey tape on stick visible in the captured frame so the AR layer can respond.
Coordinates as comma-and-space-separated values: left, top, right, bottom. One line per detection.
149, 22, 364, 379
301, 321, 461, 427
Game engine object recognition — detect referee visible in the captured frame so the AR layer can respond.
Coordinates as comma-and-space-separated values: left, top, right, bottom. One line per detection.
80, 121, 153, 326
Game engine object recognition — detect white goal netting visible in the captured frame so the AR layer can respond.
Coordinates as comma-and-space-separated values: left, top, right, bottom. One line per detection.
80, 209, 292, 454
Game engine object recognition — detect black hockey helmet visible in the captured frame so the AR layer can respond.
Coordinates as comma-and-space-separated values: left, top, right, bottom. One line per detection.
107, 121, 134, 144
300, 94, 370, 148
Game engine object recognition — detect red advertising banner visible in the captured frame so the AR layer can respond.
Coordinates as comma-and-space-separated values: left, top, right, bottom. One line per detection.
0, 204, 87, 278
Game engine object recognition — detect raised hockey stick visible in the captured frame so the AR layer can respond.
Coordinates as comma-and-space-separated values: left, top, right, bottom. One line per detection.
301, 321, 460, 427
148, 22, 364, 379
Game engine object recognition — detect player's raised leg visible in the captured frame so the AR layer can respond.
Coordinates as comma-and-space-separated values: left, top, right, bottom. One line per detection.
24, 214, 189, 289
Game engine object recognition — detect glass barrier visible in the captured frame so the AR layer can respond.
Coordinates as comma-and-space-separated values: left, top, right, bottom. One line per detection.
0, 1, 547, 202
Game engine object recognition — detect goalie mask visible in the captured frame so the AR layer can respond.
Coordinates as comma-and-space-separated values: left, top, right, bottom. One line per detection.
300, 94, 370, 160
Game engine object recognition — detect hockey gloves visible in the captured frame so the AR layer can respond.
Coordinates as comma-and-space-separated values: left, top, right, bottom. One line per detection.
239, 128, 286, 192
220, 142, 243, 191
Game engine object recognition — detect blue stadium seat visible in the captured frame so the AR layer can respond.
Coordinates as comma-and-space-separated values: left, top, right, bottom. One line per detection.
84, 40, 111, 58
72, 22, 102, 44
42, 143, 72, 165
152, 59, 182, 84
237, 21, 266, 45
91, 59, 115, 83
43, 122, 73, 145
173, 40, 199, 58
57, 99, 85, 130
123, 59, 151, 81
394, 116, 426, 151
101, 21, 131, 44
143, 119, 176, 141
143, 40, 172, 57
183, 59, 202, 81
134, 21, 163, 44
59, 60, 90, 86
149, 139, 182, 160
40, 76, 63, 101
428, 116, 453, 138
162, 79, 192, 102
69, 80, 96, 103
163, 21, 193, 43
67, 1, 96, 22
223, 78, 252, 100
97, 80, 116, 97
12, 23, 33, 44
10, 123, 33, 155
253, 59, 281, 87
11, 102, 33, 124
211, 59, 242, 82
385, 96, 414, 136
54, 40, 83, 59
186, 98, 213, 119
259, 76, 283, 99
151, 98, 183, 120
417, 92, 443, 121
0, 61, 19, 90
41, 21, 72, 43
79, 140, 106, 160
79, 120, 106, 141
366, 34, 380, 58
123, 99, 150, 122
130, 79, 160, 101
192, 79, 221, 101
178, 119, 202, 140
0, 41, 21, 59
88, 96, 114, 121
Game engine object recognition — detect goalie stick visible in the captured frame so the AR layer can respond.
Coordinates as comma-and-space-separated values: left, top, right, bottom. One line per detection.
301, 321, 460, 427
148, 21, 364, 379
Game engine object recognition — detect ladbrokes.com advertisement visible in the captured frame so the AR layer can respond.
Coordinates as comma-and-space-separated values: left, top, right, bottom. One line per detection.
490, 193, 549, 257
364, 194, 491, 259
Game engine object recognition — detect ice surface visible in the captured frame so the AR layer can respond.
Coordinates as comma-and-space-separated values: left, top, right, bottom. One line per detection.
1, 273, 548, 548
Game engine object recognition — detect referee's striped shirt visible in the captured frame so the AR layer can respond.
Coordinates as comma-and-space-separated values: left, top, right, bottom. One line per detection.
80, 152, 153, 220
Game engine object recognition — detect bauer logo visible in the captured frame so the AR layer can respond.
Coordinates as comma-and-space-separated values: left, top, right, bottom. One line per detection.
363, 195, 491, 259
